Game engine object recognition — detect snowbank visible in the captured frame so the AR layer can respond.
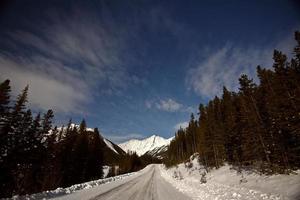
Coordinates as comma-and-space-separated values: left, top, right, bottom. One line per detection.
159, 154, 300, 200
11, 171, 137, 200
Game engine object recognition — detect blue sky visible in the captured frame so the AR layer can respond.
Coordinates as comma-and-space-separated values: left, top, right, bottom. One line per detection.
0, 0, 299, 143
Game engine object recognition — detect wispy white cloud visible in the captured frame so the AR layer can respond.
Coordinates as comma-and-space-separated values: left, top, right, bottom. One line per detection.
145, 100, 153, 109
174, 121, 189, 131
0, 8, 139, 113
184, 106, 195, 113
156, 98, 182, 112
186, 31, 297, 98
145, 98, 195, 113
104, 133, 144, 144
186, 45, 271, 98
0, 56, 89, 113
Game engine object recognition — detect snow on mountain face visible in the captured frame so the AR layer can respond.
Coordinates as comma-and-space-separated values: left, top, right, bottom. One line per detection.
118, 135, 173, 156
53, 124, 120, 154
144, 145, 169, 159
103, 138, 119, 154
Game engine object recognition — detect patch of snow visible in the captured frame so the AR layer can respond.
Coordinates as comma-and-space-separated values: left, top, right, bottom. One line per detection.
86, 127, 94, 132
103, 138, 119, 154
102, 166, 111, 178
145, 145, 169, 158
54, 124, 93, 134
119, 135, 173, 156
159, 154, 300, 200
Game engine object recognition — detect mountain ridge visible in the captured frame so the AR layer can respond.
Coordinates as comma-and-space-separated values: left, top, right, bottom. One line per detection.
118, 135, 173, 156
50, 124, 126, 162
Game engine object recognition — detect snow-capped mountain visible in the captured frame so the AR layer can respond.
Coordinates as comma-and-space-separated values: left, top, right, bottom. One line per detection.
118, 135, 173, 156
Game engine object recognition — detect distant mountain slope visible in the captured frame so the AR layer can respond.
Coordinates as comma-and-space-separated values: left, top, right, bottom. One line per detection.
100, 137, 126, 165
103, 138, 119, 154
144, 145, 169, 159
119, 135, 173, 156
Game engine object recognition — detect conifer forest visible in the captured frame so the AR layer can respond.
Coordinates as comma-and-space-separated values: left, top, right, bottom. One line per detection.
0, 81, 156, 197
165, 31, 300, 173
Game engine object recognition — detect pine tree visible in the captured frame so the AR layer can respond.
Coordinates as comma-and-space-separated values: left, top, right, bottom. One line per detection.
197, 104, 209, 168
3, 85, 29, 163
0, 80, 11, 161
294, 31, 300, 62
58, 125, 64, 141
41, 126, 61, 190
238, 74, 271, 170
41, 110, 54, 137
29, 113, 42, 148
79, 119, 87, 134
9, 85, 29, 140
85, 128, 104, 180
0, 80, 12, 197
221, 87, 239, 165
0, 79, 11, 117
20, 109, 33, 154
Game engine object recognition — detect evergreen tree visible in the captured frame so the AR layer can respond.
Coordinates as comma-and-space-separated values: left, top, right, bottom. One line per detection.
85, 128, 104, 180
221, 87, 239, 165
7, 85, 29, 150
0, 79, 11, 161
294, 31, 300, 62
41, 110, 54, 137
30, 113, 42, 146
79, 119, 87, 134
41, 126, 61, 190
0, 79, 11, 117
238, 74, 270, 168
0, 82, 109, 197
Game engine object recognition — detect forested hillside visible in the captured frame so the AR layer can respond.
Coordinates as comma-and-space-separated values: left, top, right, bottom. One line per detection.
0, 83, 105, 197
165, 31, 300, 174
0, 82, 155, 198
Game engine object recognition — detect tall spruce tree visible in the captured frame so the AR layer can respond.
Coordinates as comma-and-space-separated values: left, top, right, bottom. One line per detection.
0, 79, 11, 117
41, 110, 54, 137
0, 79, 11, 162
4, 86, 29, 161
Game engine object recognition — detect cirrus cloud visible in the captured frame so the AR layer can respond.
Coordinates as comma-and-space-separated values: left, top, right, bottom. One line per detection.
174, 121, 189, 131
156, 98, 182, 112
0, 7, 140, 113
104, 133, 144, 144
186, 31, 296, 98
145, 98, 195, 113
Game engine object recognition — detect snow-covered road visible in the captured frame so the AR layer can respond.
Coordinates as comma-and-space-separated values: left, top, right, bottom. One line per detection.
52, 165, 190, 200
14, 162, 299, 200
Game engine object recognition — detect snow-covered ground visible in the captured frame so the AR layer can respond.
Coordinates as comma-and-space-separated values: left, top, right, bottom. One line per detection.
11, 165, 189, 200
11, 169, 139, 200
119, 135, 173, 156
159, 155, 300, 200
10, 160, 300, 200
